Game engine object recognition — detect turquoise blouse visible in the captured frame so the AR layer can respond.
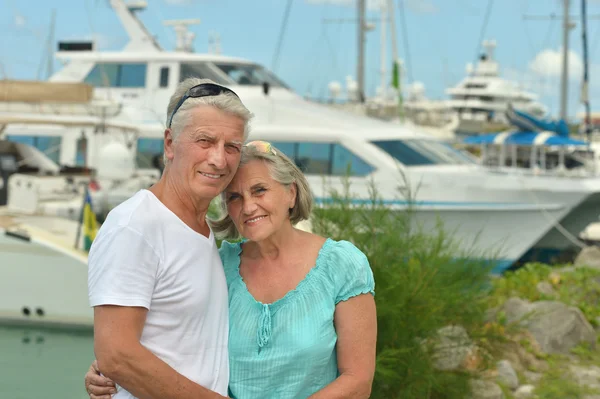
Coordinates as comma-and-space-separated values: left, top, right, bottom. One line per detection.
219, 238, 375, 399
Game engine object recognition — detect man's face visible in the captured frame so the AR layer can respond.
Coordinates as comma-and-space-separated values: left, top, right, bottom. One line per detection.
164, 105, 245, 203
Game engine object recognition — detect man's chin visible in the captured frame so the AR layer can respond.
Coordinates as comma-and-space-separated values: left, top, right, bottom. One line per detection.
191, 185, 223, 201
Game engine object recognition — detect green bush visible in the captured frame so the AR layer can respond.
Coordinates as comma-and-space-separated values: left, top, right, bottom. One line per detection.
311, 178, 497, 398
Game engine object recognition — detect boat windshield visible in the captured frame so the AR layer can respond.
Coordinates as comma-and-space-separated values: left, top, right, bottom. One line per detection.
213, 63, 289, 88
372, 139, 476, 166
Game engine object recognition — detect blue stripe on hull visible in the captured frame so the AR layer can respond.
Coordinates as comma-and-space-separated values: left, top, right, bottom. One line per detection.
314, 197, 529, 207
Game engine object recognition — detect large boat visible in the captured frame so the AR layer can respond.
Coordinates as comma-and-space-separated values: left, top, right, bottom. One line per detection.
446, 40, 548, 135
3, 0, 600, 327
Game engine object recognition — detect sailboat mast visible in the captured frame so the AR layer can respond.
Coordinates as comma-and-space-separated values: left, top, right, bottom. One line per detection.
357, 0, 366, 103
379, 0, 387, 96
581, 0, 591, 138
560, 0, 570, 120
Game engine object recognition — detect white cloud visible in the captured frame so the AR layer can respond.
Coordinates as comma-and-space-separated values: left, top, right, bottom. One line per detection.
14, 15, 26, 27
528, 48, 583, 81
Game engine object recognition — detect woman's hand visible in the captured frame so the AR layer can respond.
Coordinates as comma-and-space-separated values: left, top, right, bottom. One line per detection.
84, 360, 117, 399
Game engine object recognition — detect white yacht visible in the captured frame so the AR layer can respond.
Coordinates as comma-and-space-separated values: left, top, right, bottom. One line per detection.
3, 0, 600, 327
0, 143, 92, 328
446, 40, 548, 134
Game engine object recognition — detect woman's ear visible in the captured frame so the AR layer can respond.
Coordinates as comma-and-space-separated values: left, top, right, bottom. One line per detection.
289, 182, 297, 210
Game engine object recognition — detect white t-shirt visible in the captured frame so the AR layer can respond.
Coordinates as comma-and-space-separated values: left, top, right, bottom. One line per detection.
88, 190, 229, 398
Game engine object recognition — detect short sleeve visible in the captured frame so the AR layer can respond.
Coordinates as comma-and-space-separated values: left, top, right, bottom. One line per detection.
325, 240, 375, 304
218, 240, 242, 286
88, 225, 160, 309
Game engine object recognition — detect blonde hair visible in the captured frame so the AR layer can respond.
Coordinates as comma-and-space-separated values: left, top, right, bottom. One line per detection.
209, 144, 313, 240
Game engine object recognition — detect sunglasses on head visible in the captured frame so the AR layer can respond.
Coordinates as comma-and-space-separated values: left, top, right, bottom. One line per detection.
167, 83, 240, 128
245, 140, 277, 156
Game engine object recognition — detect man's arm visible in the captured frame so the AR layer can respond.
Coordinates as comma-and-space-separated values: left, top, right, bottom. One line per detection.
307, 294, 377, 399
94, 305, 227, 399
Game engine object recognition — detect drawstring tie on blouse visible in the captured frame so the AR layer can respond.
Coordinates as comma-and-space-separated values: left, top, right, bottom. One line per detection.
257, 304, 272, 349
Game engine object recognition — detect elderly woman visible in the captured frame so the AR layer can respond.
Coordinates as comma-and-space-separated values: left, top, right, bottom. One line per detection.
85, 141, 377, 399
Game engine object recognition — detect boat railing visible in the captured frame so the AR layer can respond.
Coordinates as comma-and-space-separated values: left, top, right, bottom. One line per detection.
475, 142, 599, 178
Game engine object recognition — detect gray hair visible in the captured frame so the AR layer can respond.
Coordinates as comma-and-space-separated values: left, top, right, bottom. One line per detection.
209, 144, 313, 240
165, 78, 253, 163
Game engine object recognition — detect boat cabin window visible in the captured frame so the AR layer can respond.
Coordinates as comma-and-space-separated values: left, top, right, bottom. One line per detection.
213, 63, 289, 88
135, 138, 164, 169
84, 63, 147, 88
6, 135, 61, 164
464, 83, 487, 89
159, 67, 169, 88
372, 139, 475, 166
270, 141, 374, 176
179, 63, 229, 84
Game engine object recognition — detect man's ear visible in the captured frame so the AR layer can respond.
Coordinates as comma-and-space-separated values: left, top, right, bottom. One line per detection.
164, 129, 175, 162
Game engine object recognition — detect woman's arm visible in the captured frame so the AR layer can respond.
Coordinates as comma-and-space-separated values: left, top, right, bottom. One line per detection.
308, 294, 377, 399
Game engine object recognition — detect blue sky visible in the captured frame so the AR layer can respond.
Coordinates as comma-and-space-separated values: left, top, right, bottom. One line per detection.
2, 0, 600, 120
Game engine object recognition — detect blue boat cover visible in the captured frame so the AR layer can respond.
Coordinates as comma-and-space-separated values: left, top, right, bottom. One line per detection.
505, 105, 570, 137
463, 131, 587, 146
463, 104, 585, 146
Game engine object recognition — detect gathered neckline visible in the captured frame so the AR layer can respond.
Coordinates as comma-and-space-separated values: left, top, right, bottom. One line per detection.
232, 238, 333, 312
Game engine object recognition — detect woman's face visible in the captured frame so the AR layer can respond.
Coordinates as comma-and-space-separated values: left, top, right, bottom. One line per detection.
225, 159, 296, 242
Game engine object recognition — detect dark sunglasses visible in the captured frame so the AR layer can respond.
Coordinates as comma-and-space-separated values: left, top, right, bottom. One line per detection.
167, 83, 240, 128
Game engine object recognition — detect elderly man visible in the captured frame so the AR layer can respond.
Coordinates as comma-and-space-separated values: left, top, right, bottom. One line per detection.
87, 77, 252, 399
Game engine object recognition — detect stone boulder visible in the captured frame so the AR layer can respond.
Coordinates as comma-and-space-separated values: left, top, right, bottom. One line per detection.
570, 365, 600, 391
496, 360, 519, 390
430, 325, 474, 371
469, 379, 504, 399
501, 297, 596, 355
574, 246, 600, 270
514, 385, 535, 399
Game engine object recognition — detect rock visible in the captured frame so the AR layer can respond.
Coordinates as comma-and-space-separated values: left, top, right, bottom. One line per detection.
469, 379, 505, 399
498, 338, 547, 374
501, 298, 596, 354
523, 370, 543, 384
570, 365, 600, 391
431, 325, 474, 371
514, 384, 535, 398
536, 281, 557, 298
502, 297, 531, 324
574, 246, 600, 270
496, 360, 519, 390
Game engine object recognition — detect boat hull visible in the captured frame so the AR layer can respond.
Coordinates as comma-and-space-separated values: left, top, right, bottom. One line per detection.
0, 226, 92, 329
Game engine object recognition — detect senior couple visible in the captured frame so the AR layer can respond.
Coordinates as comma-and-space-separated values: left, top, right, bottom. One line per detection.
84, 78, 377, 399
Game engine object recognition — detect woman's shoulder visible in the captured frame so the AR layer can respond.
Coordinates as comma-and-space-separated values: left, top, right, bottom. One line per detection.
319, 238, 369, 265
317, 238, 375, 303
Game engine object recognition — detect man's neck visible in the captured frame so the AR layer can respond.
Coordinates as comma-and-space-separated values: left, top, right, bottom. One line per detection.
148, 176, 212, 238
